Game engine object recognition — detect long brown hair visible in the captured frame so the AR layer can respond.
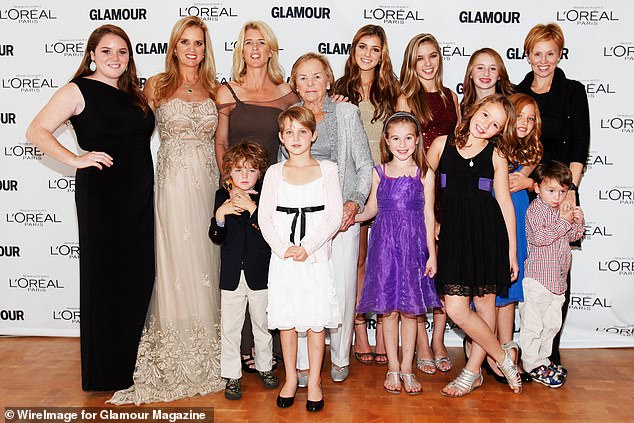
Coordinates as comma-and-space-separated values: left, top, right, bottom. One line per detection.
152, 16, 217, 102
399, 33, 448, 125
453, 94, 516, 161
508, 93, 543, 167
460, 48, 515, 112
72, 24, 148, 112
333, 25, 398, 123
380, 112, 429, 176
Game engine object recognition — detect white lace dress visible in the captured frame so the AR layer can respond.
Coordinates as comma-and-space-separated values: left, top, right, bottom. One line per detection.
109, 98, 223, 404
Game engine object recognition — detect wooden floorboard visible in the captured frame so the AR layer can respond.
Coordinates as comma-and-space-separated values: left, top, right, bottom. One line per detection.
1, 337, 633, 422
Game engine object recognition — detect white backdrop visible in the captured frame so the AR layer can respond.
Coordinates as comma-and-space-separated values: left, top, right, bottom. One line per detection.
1, 0, 632, 348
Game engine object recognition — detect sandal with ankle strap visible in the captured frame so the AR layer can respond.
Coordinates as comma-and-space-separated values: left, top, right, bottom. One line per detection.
353, 320, 375, 364
384, 371, 401, 394
496, 344, 523, 394
416, 357, 436, 375
400, 373, 422, 395
440, 368, 483, 398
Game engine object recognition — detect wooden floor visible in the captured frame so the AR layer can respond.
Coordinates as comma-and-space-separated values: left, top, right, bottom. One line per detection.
1, 337, 633, 422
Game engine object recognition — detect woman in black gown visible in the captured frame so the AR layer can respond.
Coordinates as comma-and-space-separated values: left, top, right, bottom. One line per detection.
25, 25, 155, 391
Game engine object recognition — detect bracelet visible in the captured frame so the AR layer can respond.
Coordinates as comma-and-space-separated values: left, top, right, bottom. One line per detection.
569, 183, 577, 191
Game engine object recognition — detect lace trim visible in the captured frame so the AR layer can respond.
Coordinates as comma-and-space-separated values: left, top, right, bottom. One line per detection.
436, 283, 502, 298
107, 314, 223, 405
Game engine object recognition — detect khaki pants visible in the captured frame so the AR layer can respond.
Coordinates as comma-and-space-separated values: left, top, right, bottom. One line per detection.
221, 271, 272, 379
519, 277, 565, 372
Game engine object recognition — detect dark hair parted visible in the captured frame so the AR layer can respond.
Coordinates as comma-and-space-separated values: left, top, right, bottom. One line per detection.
277, 106, 317, 133
381, 112, 429, 176
72, 25, 148, 113
453, 94, 517, 161
460, 48, 515, 112
333, 25, 399, 123
533, 160, 572, 188
221, 141, 269, 177
508, 93, 543, 168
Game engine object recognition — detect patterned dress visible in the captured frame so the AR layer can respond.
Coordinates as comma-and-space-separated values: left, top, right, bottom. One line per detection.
109, 98, 223, 404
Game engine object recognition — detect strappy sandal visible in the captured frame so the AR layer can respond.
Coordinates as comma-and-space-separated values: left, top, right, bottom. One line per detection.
353, 320, 375, 364
440, 368, 483, 398
416, 357, 436, 375
384, 371, 401, 394
374, 353, 388, 365
400, 373, 422, 395
496, 343, 523, 394
434, 356, 453, 372
241, 353, 257, 374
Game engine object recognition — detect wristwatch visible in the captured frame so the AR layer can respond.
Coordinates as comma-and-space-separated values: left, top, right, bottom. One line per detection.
569, 182, 577, 191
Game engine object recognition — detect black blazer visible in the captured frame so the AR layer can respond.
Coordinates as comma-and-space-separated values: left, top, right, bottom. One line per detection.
209, 182, 271, 291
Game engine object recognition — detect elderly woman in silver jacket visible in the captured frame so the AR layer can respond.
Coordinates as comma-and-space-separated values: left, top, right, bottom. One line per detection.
280, 52, 373, 387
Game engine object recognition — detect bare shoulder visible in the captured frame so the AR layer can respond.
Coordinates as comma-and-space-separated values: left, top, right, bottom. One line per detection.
215, 83, 234, 104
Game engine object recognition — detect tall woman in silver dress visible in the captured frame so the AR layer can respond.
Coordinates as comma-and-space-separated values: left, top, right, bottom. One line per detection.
109, 16, 223, 404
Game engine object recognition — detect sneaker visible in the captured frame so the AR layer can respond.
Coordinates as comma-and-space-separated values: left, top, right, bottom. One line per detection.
258, 370, 280, 389
550, 362, 568, 377
224, 378, 242, 400
529, 365, 565, 388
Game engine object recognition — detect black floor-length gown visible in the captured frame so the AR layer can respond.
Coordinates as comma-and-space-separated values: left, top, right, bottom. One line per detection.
69, 77, 155, 391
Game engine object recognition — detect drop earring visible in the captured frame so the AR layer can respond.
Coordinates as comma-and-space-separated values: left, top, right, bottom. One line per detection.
89, 60, 96, 72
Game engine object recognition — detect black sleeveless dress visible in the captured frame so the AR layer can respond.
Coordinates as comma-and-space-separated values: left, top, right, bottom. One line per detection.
435, 135, 510, 298
69, 78, 155, 391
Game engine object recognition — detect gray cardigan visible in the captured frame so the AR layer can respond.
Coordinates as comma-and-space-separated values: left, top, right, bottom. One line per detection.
279, 98, 373, 212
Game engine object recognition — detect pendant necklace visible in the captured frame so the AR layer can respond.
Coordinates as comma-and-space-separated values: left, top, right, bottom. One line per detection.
182, 80, 197, 94
469, 158, 474, 167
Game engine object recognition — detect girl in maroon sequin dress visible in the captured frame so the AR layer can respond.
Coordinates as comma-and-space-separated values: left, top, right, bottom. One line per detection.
396, 33, 459, 375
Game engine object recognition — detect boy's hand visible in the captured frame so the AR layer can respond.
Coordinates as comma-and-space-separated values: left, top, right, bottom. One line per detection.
572, 206, 584, 224
216, 199, 241, 221
559, 203, 574, 223
232, 192, 257, 215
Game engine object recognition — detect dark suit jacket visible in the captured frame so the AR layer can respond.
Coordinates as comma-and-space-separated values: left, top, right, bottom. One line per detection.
209, 181, 271, 291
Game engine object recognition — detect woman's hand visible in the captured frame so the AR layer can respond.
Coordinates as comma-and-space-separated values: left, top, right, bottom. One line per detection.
331, 94, 349, 104
340, 201, 359, 231
560, 189, 577, 213
72, 151, 113, 170
508, 172, 534, 193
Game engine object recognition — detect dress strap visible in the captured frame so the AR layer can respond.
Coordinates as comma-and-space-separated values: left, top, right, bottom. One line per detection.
375, 164, 385, 179
224, 82, 241, 103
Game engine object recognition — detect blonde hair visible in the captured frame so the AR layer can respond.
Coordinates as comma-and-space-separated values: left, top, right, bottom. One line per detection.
232, 21, 284, 85
152, 16, 217, 102
524, 23, 565, 55
460, 48, 515, 112
289, 52, 335, 96
278, 106, 317, 133
399, 33, 449, 125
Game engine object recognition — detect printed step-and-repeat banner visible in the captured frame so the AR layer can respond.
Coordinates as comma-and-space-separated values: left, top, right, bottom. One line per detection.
1, 0, 632, 347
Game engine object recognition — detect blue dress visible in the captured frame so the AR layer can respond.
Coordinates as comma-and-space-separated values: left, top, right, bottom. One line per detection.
495, 165, 528, 306
357, 165, 441, 315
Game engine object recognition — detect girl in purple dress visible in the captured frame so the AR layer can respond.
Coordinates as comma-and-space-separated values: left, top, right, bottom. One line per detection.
356, 112, 440, 395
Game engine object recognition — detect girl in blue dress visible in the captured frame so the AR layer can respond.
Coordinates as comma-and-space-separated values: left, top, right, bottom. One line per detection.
356, 112, 440, 395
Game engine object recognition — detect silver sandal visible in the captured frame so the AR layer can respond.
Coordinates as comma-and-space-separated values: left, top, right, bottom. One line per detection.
496, 343, 523, 394
440, 367, 483, 398
400, 373, 422, 395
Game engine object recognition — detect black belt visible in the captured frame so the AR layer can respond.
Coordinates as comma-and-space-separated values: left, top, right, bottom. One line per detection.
276, 205, 325, 244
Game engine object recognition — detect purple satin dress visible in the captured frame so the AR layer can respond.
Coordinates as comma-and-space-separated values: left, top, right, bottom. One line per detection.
357, 165, 441, 315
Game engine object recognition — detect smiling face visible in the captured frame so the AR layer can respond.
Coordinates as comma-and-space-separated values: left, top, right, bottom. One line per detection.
231, 159, 261, 191
279, 118, 317, 157
242, 28, 271, 69
470, 52, 499, 92
354, 35, 382, 72
516, 103, 536, 139
90, 34, 129, 83
469, 101, 507, 140
528, 39, 561, 79
174, 25, 205, 68
415, 41, 440, 82
535, 177, 569, 208
294, 58, 329, 104
386, 121, 419, 162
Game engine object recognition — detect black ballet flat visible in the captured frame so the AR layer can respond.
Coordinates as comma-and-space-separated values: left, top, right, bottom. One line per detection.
482, 359, 508, 384
306, 398, 324, 412
277, 386, 297, 408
